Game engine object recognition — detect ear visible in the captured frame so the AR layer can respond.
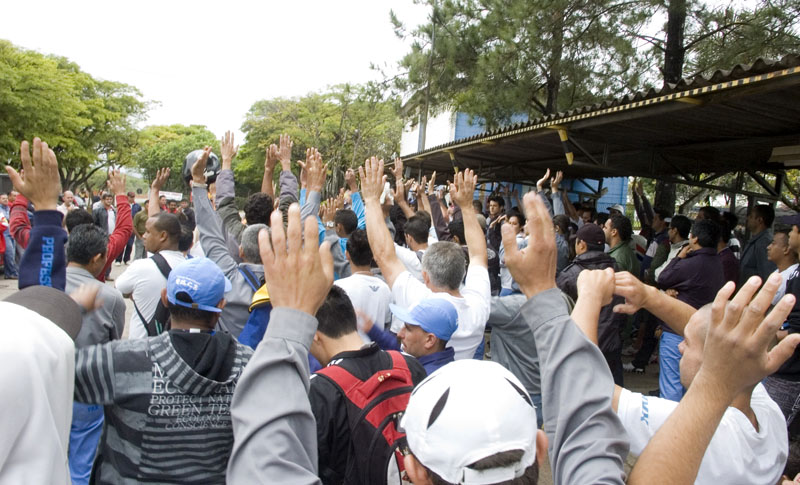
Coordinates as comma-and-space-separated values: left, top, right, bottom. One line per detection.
344, 250, 351, 263
535, 429, 548, 466
160, 288, 169, 306
91, 252, 105, 266
424, 332, 437, 350
404, 455, 433, 485
422, 271, 431, 287
216, 298, 226, 310
239, 246, 245, 260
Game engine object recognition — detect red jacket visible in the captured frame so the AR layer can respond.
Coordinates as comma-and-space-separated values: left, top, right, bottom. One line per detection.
97, 194, 133, 282
10, 194, 31, 248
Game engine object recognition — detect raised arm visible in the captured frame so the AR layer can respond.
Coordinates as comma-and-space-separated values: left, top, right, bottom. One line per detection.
450, 169, 487, 268
277, 134, 299, 205
9, 192, 31, 249
359, 157, 406, 288
613, 271, 696, 337
629, 274, 800, 484
228, 203, 332, 484
192, 146, 238, 277
7, 138, 67, 290
98, 170, 132, 282
503, 193, 627, 484
261, 143, 278, 198
299, 148, 326, 224
346, 169, 366, 230
148, 168, 170, 217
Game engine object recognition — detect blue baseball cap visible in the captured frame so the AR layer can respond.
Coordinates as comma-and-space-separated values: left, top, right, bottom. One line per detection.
390, 298, 459, 342
167, 258, 232, 313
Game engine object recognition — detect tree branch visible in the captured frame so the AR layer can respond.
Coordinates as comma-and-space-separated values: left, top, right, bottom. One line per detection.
684, 22, 750, 50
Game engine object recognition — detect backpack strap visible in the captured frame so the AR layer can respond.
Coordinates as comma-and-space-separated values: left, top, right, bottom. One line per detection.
316, 351, 413, 408
238, 266, 261, 293
151, 253, 172, 279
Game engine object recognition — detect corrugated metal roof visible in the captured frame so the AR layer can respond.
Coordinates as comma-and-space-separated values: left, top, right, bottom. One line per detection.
402, 54, 800, 159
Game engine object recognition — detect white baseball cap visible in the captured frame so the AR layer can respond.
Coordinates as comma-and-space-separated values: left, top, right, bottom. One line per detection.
400, 360, 537, 484
609, 204, 625, 214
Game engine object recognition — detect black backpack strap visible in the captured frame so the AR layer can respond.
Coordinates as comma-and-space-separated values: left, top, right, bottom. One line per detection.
238, 266, 261, 292
151, 253, 172, 279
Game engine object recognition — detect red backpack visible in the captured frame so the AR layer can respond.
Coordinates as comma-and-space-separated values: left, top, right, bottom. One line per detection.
316, 351, 414, 485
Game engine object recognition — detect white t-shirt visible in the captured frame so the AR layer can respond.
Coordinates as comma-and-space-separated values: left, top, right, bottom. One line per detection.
773, 263, 799, 306
107, 208, 116, 234
391, 265, 490, 360
115, 250, 186, 339
617, 384, 787, 484
0, 302, 74, 485
395, 244, 424, 282
335, 273, 392, 344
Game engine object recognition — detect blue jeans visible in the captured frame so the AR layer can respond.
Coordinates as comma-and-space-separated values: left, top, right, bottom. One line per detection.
3, 233, 17, 277
69, 402, 104, 485
531, 393, 543, 429
659, 331, 686, 402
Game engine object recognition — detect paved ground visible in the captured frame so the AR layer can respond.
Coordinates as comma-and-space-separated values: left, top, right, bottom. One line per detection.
1, 264, 659, 482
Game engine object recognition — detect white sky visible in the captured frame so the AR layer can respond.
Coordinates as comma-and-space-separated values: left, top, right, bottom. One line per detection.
3, 0, 429, 141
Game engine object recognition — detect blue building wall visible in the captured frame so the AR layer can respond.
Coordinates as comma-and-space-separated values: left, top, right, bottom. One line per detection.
567, 177, 628, 213
454, 112, 627, 210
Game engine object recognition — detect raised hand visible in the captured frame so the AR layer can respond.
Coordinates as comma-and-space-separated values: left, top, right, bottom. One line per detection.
701, 274, 800, 399
551, 170, 563, 192
427, 171, 437, 195
502, 192, 556, 298
392, 158, 404, 185
107, 169, 127, 196
192, 146, 213, 184
321, 198, 336, 225
220, 130, 239, 170
448, 168, 477, 210
305, 148, 326, 193
265, 144, 278, 173
151, 168, 170, 190
536, 168, 551, 193
358, 156, 386, 203
258, 203, 333, 316
6, 138, 62, 211
278, 134, 293, 171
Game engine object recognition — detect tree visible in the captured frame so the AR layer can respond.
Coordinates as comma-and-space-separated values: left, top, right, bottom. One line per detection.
237, 83, 402, 196
129, 124, 219, 194
389, 0, 652, 128
0, 40, 148, 190
633, 0, 800, 211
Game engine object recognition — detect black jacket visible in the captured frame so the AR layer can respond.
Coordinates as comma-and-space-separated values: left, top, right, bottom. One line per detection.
309, 343, 427, 484
556, 250, 626, 354
93, 204, 115, 234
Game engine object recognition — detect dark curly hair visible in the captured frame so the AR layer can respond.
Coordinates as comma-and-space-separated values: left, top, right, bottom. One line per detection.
244, 193, 273, 226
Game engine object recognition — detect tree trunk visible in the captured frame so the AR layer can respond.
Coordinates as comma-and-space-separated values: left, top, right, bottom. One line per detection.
655, 180, 677, 213
545, 10, 564, 114
663, 0, 687, 85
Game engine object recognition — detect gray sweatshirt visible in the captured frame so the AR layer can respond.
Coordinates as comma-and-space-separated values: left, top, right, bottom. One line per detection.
228, 308, 322, 484
520, 288, 628, 484
487, 293, 540, 399
193, 185, 265, 338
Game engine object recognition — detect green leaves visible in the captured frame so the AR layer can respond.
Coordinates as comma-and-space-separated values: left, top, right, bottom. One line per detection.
237, 83, 402, 197
0, 40, 147, 190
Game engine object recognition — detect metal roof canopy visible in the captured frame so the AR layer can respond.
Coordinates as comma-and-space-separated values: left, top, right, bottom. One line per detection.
400, 55, 800, 202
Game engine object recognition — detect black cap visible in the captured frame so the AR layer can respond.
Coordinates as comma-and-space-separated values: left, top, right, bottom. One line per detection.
576, 223, 606, 246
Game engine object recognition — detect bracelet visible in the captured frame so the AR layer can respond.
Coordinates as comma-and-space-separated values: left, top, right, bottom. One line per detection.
191, 181, 208, 188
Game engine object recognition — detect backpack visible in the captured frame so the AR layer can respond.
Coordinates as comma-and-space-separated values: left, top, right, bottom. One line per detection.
316, 351, 414, 485
132, 253, 173, 336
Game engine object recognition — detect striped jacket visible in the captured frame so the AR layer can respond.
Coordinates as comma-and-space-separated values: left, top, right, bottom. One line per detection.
74, 331, 253, 484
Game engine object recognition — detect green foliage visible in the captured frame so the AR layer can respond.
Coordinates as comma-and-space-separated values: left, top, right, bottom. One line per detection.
0, 40, 148, 190
130, 124, 219, 194
390, 0, 652, 127
238, 83, 402, 196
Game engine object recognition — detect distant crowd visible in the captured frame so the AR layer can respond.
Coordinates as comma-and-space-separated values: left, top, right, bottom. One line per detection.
1, 133, 799, 485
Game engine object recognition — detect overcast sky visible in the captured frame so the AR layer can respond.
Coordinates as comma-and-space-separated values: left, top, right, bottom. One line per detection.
3, 0, 429, 141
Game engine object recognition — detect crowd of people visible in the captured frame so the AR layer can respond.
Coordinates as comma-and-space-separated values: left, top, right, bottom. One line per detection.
2, 133, 800, 484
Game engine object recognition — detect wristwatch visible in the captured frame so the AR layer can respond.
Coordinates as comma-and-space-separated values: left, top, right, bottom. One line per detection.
325, 221, 335, 228
190, 181, 208, 188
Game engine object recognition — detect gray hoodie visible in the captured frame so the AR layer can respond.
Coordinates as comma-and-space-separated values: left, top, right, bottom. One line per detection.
193, 185, 265, 338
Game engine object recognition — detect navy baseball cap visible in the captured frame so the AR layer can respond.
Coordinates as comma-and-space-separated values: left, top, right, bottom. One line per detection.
390, 298, 459, 341
167, 258, 232, 313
